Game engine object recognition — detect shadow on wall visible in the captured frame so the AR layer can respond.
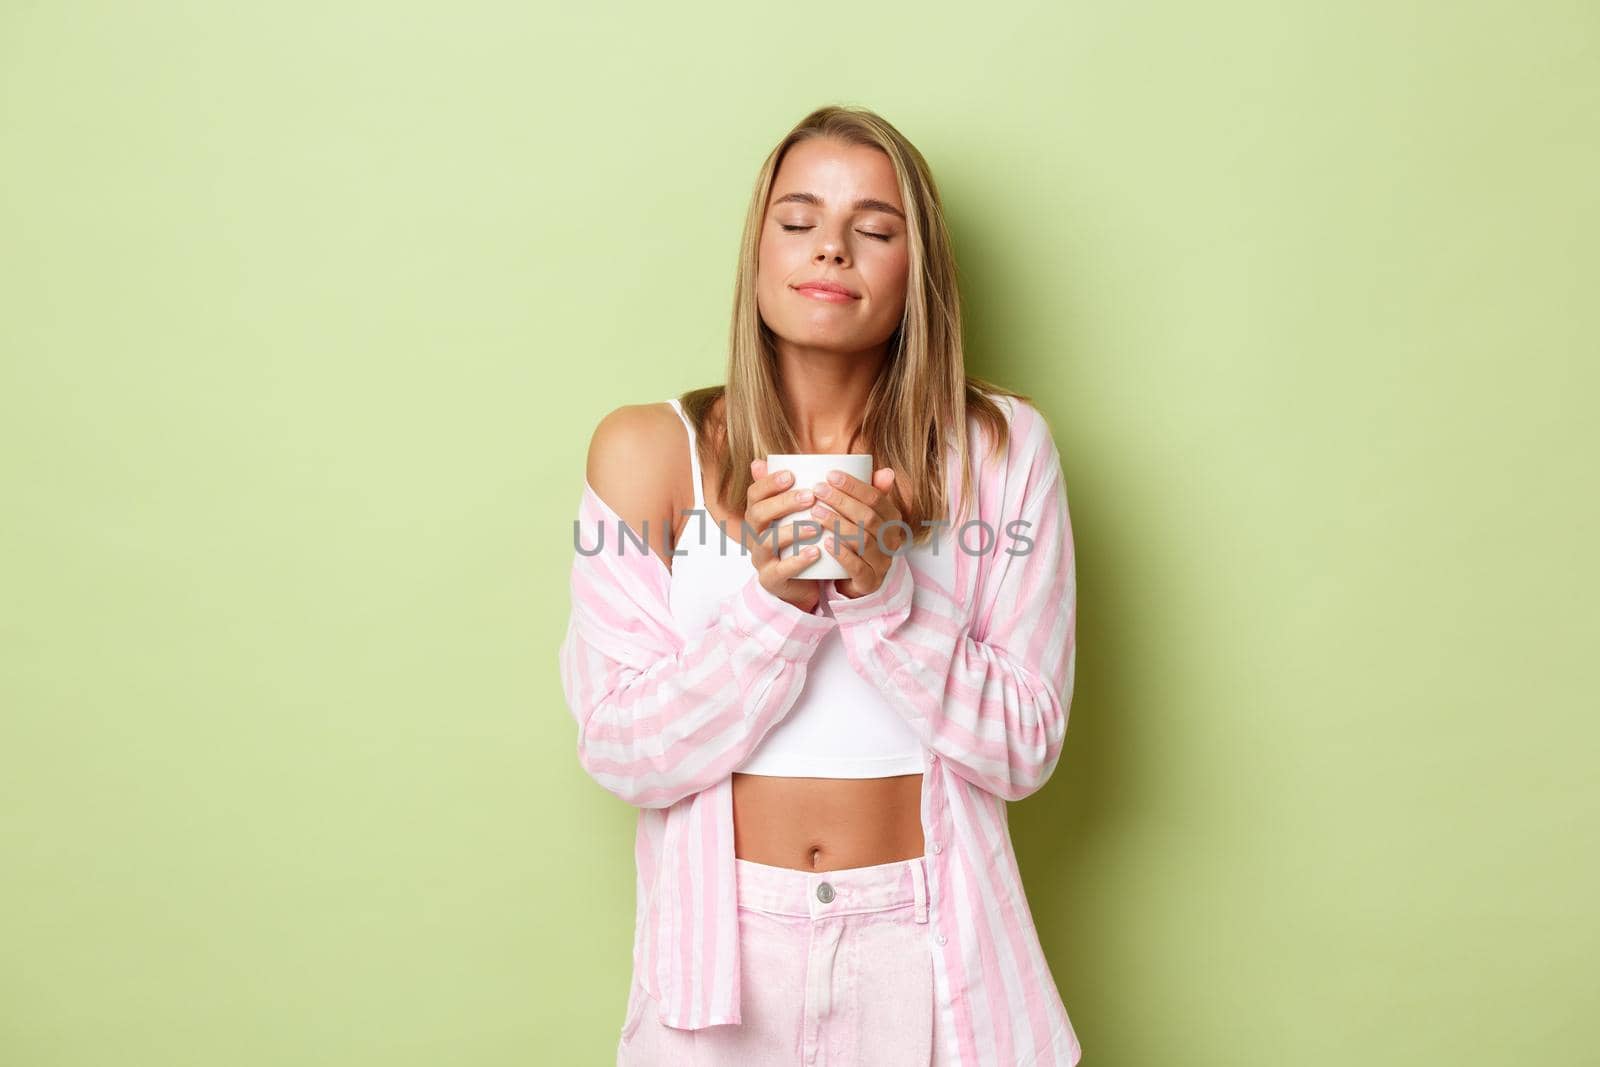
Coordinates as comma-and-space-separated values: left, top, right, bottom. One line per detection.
1005, 441, 1152, 1048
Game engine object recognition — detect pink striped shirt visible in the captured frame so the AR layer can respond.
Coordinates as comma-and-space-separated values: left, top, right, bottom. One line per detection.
558, 394, 1082, 1065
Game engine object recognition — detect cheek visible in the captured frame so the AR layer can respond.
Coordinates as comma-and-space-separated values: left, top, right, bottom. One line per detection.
870, 248, 911, 305
757, 232, 795, 287
755, 234, 793, 319
755, 240, 777, 299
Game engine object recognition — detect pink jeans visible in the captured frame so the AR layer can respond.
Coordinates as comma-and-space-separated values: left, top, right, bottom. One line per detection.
617, 855, 937, 1066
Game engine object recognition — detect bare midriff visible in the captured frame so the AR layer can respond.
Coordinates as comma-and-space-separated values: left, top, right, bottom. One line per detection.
677, 398, 924, 873
731, 772, 925, 871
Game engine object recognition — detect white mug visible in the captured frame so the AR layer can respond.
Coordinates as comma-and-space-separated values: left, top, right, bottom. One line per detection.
765, 453, 874, 580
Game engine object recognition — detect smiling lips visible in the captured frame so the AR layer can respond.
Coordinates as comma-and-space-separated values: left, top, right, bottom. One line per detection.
791, 280, 860, 303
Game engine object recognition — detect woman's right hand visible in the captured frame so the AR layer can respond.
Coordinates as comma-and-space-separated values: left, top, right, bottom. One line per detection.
745, 458, 828, 613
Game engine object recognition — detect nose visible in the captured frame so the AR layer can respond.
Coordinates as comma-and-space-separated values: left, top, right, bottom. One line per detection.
813, 227, 849, 266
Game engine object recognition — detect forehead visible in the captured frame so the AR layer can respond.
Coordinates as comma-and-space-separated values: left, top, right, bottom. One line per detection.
768, 138, 903, 211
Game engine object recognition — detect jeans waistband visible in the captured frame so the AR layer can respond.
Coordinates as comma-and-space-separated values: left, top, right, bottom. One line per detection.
735, 856, 929, 923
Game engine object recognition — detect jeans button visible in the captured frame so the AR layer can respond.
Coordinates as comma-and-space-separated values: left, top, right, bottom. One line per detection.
816, 881, 835, 904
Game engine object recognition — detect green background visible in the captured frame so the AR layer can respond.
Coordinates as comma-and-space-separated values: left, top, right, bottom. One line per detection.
3, 2, 1595, 1064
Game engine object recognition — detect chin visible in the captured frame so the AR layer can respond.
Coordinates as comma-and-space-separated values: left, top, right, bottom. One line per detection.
790, 327, 864, 351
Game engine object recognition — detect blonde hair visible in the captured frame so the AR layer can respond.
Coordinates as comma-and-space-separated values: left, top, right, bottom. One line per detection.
680, 104, 1028, 542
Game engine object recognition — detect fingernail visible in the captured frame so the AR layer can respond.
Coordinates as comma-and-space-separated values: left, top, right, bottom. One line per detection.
828, 471, 845, 485
796, 490, 813, 503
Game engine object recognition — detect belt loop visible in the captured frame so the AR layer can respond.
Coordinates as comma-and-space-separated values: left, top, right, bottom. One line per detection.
911, 858, 928, 924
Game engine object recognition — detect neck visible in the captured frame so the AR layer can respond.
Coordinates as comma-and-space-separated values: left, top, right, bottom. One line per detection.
771, 339, 888, 453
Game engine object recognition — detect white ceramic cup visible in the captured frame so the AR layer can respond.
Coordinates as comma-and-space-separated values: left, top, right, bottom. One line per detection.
764, 453, 874, 580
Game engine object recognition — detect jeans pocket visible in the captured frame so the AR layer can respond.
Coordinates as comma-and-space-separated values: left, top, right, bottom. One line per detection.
850, 915, 937, 1065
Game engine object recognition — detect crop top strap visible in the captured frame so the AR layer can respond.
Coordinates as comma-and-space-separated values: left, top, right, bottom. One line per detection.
666, 397, 706, 511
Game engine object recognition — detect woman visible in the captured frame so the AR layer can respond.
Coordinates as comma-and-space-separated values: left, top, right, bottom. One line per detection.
559, 105, 1082, 1066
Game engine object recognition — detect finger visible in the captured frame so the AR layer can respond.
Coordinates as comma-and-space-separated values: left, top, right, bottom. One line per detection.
818, 469, 880, 510
774, 516, 830, 553
772, 542, 823, 579
748, 460, 796, 505
807, 506, 893, 567
809, 508, 865, 549
811, 482, 877, 531
748, 484, 821, 528
817, 468, 897, 526
822, 529, 875, 584
821, 512, 886, 562
747, 515, 827, 563
872, 467, 905, 523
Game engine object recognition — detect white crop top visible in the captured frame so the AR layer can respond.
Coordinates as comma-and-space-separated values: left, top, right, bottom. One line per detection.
663, 397, 957, 778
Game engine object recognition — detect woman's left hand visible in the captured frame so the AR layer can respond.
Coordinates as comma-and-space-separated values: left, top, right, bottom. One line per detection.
809, 466, 906, 599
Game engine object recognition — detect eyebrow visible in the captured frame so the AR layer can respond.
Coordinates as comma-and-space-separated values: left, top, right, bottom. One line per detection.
771, 191, 907, 222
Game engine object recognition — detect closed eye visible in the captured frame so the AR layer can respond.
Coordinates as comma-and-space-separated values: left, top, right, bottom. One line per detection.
780, 224, 892, 242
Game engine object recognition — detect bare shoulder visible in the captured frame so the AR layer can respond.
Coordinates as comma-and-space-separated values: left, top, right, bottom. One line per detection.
585, 402, 683, 562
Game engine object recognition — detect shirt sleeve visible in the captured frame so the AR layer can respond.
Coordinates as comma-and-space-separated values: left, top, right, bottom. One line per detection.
819, 419, 1076, 801
559, 567, 836, 809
